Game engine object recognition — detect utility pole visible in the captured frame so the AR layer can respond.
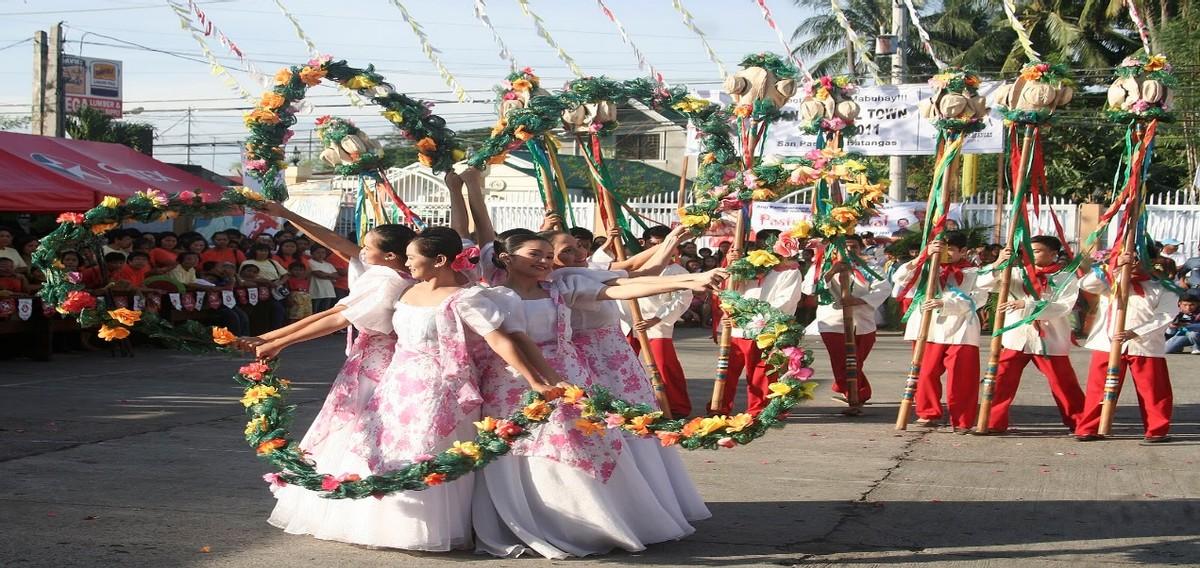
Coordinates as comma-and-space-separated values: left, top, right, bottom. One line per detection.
32, 23, 65, 137
889, 0, 908, 201
185, 107, 193, 164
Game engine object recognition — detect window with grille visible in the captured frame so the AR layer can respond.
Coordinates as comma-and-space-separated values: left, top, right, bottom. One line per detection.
615, 133, 663, 160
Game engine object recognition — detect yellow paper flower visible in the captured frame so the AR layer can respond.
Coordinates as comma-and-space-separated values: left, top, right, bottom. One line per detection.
240, 385, 279, 408
746, 249, 780, 268
298, 65, 326, 86
696, 416, 728, 437
575, 418, 606, 437
814, 87, 830, 100
474, 416, 498, 432
382, 110, 404, 124
97, 325, 129, 341
273, 68, 293, 86
560, 385, 586, 405
511, 78, 533, 91
212, 326, 237, 345
100, 196, 121, 208
755, 323, 788, 349
842, 159, 866, 173
1144, 54, 1167, 71
766, 381, 793, 399
830, 206, 859, 225
522, 399, 552, 421
702, 152, 716, 164
343, 75, 376, 90
418, 153, 434, 167
680, 214, 711, 228
718, 302, 734, 315
244, 416, 269, 436
237, 187, 264, 201
107, 308, 142, 326
244, 109, 280, 126
451, 149, 466, 161
789, 219, 813, 238
751, 188, 777, 201
725, 413, 754, 433
450, 441, 482, 460
672, 96, 711, 114
259, 92, 286, 110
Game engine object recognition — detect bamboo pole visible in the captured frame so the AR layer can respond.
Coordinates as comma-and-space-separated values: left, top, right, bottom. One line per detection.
1098, 122, 1150, 436
895, 138, 958, 430
677, 155, 690, 212
578, 134, 673, 418
538, 136, 564, 230
992, 152, 1007, 245
826, 132, 862, 414
974, 125, 1036, 433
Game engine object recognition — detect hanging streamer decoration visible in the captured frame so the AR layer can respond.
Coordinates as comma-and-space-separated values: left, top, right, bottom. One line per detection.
670, 0, 728, 79
167, 2, 255, 103
901, 0, 946, 70
828, 0, 882, 83
595, 0, 668, 86
386, 0, 473, 103
752, 0, 812, 80
1002, 0, 1041, 61
182, 0, 270, 88
515, 0, 585, 78
473, 0, 519, 70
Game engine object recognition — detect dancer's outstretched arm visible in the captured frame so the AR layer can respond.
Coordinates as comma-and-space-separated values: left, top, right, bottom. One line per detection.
261, 201, 361, 262
445, 172, 471, 238
255, 313, 350, 359
461, 168, 495, 245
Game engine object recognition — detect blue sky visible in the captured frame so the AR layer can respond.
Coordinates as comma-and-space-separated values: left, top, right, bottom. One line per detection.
0, 0, 817, 172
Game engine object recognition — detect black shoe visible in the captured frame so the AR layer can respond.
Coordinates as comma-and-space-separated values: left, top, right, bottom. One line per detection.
1140, 436, 1172, 445
1075, 434, 1104, 442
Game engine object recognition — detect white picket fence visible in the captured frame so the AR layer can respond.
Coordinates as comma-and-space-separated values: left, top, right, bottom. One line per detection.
330, 166, 1200, 253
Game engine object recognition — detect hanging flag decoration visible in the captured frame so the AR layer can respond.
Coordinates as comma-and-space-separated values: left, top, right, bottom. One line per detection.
182, 0, 270, 88
516, 0, 584, 78
167, 2, 255, 103
751, 0, 812, 80
670, 0, 728, 79
901, 0, 946, 70
386, 0, 473, 103
595, 0, 667, 86
1002, 0, 1040, 61
828, 0, 882, 83
473, 0, 519, 70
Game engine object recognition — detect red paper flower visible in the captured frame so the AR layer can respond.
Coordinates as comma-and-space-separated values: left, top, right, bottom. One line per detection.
56, 212, 85, 225
60, 290, 97, 314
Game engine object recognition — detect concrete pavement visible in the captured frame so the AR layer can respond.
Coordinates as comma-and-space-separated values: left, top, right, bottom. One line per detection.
1, 329, 1196, 567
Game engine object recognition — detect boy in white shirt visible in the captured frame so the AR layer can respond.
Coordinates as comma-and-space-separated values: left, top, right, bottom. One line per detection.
892, 231, 986, 432
975, 236, 1083, 433
1074, 248, 1177, 443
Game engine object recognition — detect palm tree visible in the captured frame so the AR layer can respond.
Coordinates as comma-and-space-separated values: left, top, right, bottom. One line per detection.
66, 106, 155, 155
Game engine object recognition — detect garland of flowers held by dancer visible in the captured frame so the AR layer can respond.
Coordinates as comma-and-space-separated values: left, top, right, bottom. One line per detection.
30, 189, 267, 351
244, 57, 466, 200
241, 299, 818, 498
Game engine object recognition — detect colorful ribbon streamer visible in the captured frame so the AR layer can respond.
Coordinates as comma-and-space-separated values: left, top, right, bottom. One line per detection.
166, 2, 254, 103
386, 0, 473, 103
752, 0, 812, 80
670, 0, 728, 79
1124, 0, 1154, 54
828, 0, 882, 82
516, 0, 584, 78
1003, 0, 1040, 61
473, 0, 519, 70
183, 0, 269, 88
901, 0, 946, 70
269, 0, 365, 108
595, 0, 667, 86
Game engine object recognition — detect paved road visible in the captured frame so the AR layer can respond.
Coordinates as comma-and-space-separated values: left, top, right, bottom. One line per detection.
1, 329, 1197, 567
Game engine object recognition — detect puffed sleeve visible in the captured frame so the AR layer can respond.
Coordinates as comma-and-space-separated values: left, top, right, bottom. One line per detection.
337, 267, 411, 334
556, 273, 606, 307
478, 286, 527, 333
478, 241, 506, 287
453, 287, 505, 336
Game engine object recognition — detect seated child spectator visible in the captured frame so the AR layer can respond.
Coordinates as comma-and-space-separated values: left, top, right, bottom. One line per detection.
1165, 293, 1200, 354
306, 245, 338, 313
0, 257, 29, 295
202, 261, 250, 335
285, 261, 312, 322
111, 251, 152, 290
81, 252, 126, 289
168, 252, 201, 288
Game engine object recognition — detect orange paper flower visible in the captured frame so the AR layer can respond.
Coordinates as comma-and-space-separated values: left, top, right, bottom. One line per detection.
107, 308, 142, 326
97, 325, 129, 341
259, 92, 286, 110
244, 109, 280, 126
415, 137, 438, 154
513, 125, 535, 141
733, 104, 753, 118
423, 472, 447, 486
522, 399, 552, 421
298, 65, 326, 86
680, 417, 704, 437
417, 153, 433, 167
256, 438, 287, 455
90, 222, 119, 235
560, 385, 586, 405
212, 327, 236, 345
830, 206, 859, 225
657, 431, 682, 447
575, 418, 606, 437
511, 78, 533, 92
273, 68, 293, 86
625, 414, 657, 436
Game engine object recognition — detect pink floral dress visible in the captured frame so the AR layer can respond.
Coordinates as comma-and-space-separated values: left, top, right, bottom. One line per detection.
269, 284, 503, 552
472, 279, 697, 559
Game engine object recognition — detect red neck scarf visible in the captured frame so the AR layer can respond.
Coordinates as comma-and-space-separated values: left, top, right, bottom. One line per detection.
939, 259, 972, 287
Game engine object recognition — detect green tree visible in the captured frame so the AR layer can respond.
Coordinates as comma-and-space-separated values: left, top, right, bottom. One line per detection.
65, 105, 155, 154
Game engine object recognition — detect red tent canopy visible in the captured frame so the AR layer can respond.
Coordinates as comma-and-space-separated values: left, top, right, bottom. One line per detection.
0, 131, 228, 213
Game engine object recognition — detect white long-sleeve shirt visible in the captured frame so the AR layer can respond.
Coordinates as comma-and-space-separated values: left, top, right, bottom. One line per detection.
733, 266, 808, 339
802, 266, 892, 335
892, 259, 985, 346
1080, 266, 1178, 358
618, 263, 692, 339
975, 264, 1079, 356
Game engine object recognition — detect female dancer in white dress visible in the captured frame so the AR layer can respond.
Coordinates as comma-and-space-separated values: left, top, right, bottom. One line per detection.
543, 229, 712, 525
262, 227, 557, 551
472, 233, 722, 558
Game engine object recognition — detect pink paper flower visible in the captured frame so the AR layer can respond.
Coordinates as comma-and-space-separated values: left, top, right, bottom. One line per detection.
177, 190, 196, 202
1131, 99, 1151, 113
307, 54, 332, 67
804, 148, 824, 160
66, 271, 82, 284
717, 437, 736, 448
822, 117, 847, 131
239, 362, 271, 382
413, 453, 435, 463
55, 212, 85, 225
782, 346, 813, 380
262, 472, 287, 488
773, 233, 799, 257
718, 194, 742, 212
245, 159, 269, 172
742, 171, 760, 188
502, 91, 519, 101
603, 413, 626, 428
320, 475, 340, 491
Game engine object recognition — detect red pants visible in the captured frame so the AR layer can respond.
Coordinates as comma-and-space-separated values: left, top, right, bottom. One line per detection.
988, 349, 1083, 432
630, 337, 692, 418
714, 337, 772, 416
915, 342, 980, 429
1075, 351, 1172, 438
819, 332, 875, 403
